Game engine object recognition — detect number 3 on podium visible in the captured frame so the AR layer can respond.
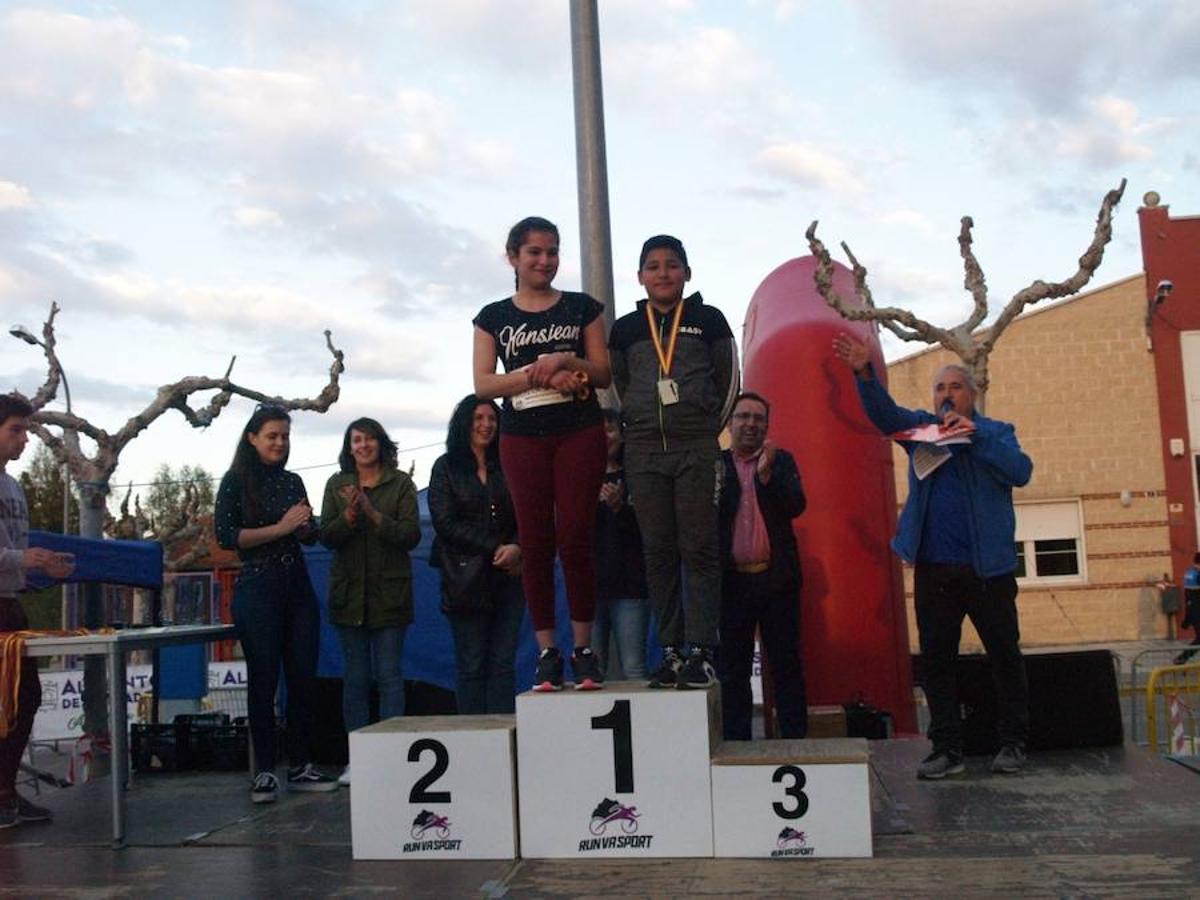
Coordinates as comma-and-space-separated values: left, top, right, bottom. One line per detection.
772, 764, 809, 819
591, 699, 634, 793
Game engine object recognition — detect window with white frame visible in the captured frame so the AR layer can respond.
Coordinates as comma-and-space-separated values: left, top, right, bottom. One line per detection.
1013, 500, 1085, 583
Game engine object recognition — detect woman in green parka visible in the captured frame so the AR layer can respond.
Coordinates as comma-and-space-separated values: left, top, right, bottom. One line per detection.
320, 418, 419, 784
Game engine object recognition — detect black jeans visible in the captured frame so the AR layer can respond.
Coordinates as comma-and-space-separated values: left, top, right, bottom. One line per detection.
233, 556, 321, 773
0, 597, 40, 801
718, 570, 807, 741
915, 563, 1029, 753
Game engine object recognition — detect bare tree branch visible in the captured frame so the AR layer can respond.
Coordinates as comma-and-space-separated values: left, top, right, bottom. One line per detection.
24, 301, 64, 412
806, 221, 959, 350
15, 305, 345, 487
958, 217, 989, 332
806, 180, 1126, 405
977, 178, 1127, 355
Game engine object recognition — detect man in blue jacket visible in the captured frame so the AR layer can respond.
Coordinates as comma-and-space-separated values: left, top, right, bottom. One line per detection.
834, 335, 1033, 779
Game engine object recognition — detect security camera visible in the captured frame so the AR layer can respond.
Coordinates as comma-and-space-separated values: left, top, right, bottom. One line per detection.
1158, 280, 1174, 295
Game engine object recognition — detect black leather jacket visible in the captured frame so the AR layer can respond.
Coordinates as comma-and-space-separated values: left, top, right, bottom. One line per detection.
427, 453, 517, 564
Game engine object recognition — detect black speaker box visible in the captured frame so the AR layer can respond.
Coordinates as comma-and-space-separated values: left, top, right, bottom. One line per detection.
912, 649, 1123, 755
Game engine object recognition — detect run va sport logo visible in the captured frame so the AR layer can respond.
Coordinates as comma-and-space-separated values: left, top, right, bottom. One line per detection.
772, 826, 815, 857
577, 797, 655, 852
401, 809, 462, 853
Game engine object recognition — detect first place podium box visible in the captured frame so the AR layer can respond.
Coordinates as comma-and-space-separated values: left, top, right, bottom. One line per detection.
710, 738, 872, 858
517, 682, 720, 858
349, 714, 518, 860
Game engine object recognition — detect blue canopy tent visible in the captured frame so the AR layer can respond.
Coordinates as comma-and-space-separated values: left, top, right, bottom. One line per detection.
310, 489, 662, 704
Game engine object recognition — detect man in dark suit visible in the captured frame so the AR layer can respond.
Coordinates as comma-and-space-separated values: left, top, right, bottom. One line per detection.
717, 392, 807, 740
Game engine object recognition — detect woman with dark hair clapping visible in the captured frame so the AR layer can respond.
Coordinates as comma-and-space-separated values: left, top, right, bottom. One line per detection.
214, 405, 338, 804
320, 417, 420, 784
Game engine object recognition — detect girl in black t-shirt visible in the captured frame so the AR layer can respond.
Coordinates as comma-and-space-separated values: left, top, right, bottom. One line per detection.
472, 216, 611, 692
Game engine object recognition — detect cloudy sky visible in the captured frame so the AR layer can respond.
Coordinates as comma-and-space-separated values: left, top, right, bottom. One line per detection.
2, 0, 1197, 506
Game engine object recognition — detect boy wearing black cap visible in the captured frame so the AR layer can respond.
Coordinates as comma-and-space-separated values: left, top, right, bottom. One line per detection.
608, 236, 739, 688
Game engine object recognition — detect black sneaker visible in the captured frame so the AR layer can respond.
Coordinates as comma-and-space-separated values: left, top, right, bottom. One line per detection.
677, 646, 717, 690
250, 771, 279, 804
647, 646, 682, 689
532, 646, 564, 692
572, 647, 604, 691
287, 763, 339, 792
916, 750, 965, 780
0, 798, 17, 830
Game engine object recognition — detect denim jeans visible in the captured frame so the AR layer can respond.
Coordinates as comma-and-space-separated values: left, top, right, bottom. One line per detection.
915, 563, 1029, 753
232, 556, 320, 773
592, 597, 649, 680
447, 575, 525, 714
336, 624, 407, 732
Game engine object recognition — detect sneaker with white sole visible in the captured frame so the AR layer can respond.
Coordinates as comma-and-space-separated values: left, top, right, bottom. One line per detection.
338, 766, 351, 786
990, 744, 1027, 774
251, 771, 279, 804
916, 750, 965, 780
532, 646, 565, 692
287, 763, 339, 792
647, 646, 682, 689
676, 646, 717, 690
571, 647, 604, 690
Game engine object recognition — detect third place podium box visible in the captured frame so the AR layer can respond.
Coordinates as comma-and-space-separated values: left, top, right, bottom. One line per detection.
349, 714, 517, 860
517, 683, 719, 858
710, 738, 872, 858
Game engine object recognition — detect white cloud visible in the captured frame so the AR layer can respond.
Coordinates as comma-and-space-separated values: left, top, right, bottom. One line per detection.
878, 209, 935, 232
232, 206, 284, 229
756, 142, 867, 194
0, 180, 33, 209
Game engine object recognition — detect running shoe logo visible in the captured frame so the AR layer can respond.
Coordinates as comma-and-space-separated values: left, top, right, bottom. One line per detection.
777, 827, 807, 848
589, 797, 640, 835
411, 809, 452, 840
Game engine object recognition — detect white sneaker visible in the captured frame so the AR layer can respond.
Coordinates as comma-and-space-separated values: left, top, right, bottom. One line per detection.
251, 771, 279, 804
338, 766, 351, 786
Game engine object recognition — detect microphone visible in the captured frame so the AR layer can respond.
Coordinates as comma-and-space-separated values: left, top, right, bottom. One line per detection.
939, 399, 955, 423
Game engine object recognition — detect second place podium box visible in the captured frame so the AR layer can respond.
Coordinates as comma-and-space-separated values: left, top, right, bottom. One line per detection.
349, 714, 518, 860
516, 682, 720, 858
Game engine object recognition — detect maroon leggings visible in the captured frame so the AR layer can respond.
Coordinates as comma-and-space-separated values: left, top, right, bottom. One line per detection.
1, 597, 40, 801
500, 425, 607, 632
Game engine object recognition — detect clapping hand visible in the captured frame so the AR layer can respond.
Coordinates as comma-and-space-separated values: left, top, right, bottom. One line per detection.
279, 501, 313, 535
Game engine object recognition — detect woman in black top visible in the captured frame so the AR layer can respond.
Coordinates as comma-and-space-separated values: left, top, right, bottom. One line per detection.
473, 216, 612, 692
214, 405, 338, 803
428, 395, 525, 714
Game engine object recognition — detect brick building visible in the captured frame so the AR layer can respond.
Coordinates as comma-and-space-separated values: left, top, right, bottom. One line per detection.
883, 192, 1198, 650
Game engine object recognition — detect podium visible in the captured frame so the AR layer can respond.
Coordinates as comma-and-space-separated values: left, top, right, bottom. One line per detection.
710, 738, 872, 858
349, 714, 518, 860
516, 682, 720, 858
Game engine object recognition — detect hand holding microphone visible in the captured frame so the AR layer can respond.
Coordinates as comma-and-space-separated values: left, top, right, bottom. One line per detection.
939, 399, 976, 437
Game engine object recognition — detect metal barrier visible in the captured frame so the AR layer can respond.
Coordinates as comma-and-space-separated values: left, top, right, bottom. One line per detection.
1130, 647, 1195, 744
1145, 662, 1200, 753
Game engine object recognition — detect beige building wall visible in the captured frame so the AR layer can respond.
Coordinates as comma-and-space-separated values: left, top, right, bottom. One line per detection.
885, 274, 1169, 650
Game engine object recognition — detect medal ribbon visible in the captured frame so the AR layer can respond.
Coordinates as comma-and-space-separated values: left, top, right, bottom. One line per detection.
645, 301, 685, 377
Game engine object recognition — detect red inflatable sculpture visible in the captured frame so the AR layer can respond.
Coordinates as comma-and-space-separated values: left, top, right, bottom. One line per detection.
741, 256, 916, 733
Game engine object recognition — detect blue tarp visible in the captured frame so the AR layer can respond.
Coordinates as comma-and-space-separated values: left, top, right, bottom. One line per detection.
310, 489, 660, 694
26, 530, 163, 589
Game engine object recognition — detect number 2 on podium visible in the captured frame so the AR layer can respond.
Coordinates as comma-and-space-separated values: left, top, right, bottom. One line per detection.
591, 699, 634, 793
